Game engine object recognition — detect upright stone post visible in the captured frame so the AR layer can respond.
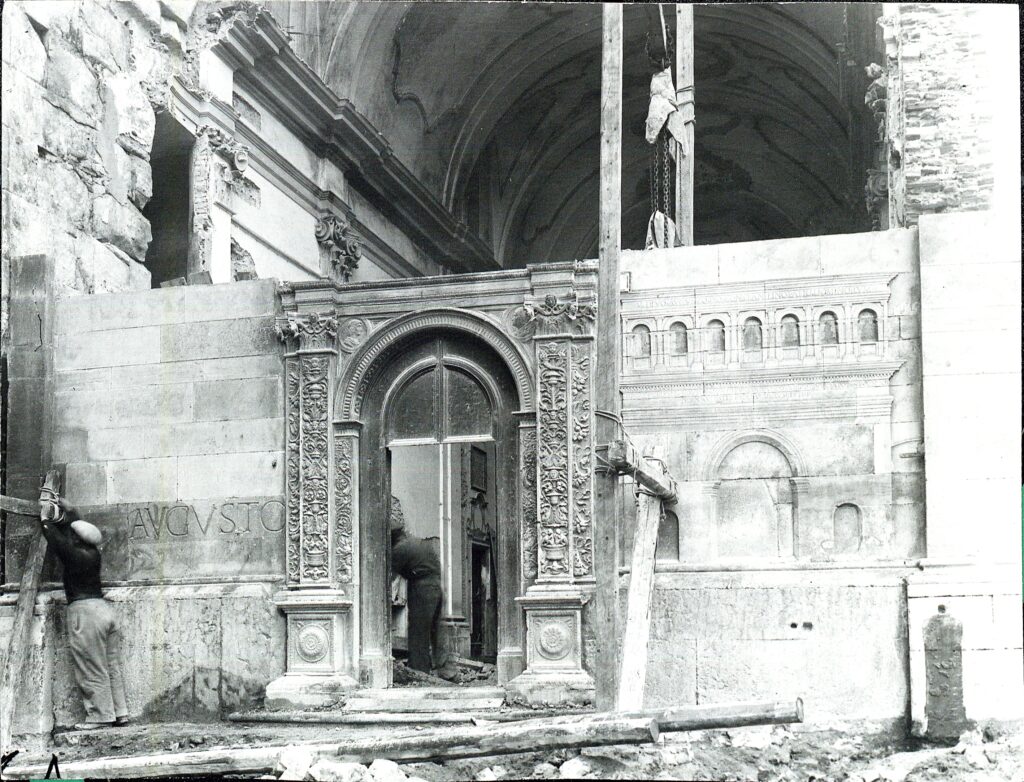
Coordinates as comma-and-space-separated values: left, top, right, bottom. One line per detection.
266, 311, 359, 708
507, 289, 597, 706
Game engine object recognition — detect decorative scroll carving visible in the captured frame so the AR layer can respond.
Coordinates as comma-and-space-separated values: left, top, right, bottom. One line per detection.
284, 359, 301, 583
863, 64, 889, 232
536, 342, 570, 578
198, 124, 249, 172
520, 427, 538, 585
865, 169, 889, 232
300, 357, 330, 583
334, 434, 354, 584
570, 343, 594, 577
315, 213, 362, 283
522, 292, 597, 337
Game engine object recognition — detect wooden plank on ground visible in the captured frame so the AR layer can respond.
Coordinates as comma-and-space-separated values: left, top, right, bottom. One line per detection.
3, 718, 660, 779
616, 488, 663, 711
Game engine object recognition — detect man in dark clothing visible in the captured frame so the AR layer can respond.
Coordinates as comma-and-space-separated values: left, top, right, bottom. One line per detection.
39, 493, 128, 729
389, 497, 444, 673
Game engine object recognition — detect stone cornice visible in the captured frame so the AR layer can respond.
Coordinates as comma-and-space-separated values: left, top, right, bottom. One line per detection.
215, 14, 498, 274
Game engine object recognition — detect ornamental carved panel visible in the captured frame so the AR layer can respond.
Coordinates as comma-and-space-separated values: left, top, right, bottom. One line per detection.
536, 341, 570, 579
334, 434, 354, 584
520, 426, 538, 586
315, 213, 362, 283
570, 343, 594, 577
277, 312, 339, 587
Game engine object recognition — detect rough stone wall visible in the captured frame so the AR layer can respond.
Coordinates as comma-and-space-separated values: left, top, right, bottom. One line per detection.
1, 0, 187, 350
887, 4, 1014, 226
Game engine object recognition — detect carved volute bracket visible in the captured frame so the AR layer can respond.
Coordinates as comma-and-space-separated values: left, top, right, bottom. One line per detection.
276, 312, 340, 587
315, 213, 362, 283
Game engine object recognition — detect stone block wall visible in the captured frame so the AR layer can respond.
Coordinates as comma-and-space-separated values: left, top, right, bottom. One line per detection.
886, 3, 1019, 226
1, 280, 287, 736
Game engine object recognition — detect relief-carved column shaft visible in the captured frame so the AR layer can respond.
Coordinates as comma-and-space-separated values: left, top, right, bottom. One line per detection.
530, 294, 597, 585
276, 312, 338, 587
518, 419, 539, 590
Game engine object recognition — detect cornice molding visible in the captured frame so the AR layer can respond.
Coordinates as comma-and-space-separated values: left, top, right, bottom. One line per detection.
621, 360, 905, 394
215, 14, 498, 274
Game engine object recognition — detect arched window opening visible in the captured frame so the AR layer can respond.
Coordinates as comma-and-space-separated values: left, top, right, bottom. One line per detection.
832, 503, 863, 555
632, 324, 652, 358
780, 314, 800, 347
656, 510, 679, 561
858, 309, 878, 342
742, 317, 763, 351
818, 311, 839, 345
669, 322, 688, 355
707, 319, 725, 353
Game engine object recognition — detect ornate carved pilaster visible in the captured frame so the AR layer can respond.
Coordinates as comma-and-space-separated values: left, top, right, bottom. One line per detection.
189, 126, 251, 280
519, 420, 539, 589
509, 288, 597, 706
269, 310, 358, 707
315, 213, 362, 283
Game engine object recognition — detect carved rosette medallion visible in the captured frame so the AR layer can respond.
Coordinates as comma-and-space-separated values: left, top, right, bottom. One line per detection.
277, 312, 339, 586
536, 342, 570, 579
315, 214, 362, 283
334, 434, 354, 584
570, 343, 594, 577
537, 620, 572, 661
296, 621, 330, 664
519, 426, 539, 585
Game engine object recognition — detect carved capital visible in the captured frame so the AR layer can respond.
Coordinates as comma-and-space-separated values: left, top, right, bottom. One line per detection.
520, 291, 597, 337
276, 312, 339, 352
315, 213, 362, 283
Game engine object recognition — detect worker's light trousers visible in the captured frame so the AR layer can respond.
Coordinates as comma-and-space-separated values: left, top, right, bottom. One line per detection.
67, 598, 128, 723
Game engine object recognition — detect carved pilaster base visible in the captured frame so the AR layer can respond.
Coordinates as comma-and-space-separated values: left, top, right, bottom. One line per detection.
266, 589, 359, 708
505, 587, 594, 707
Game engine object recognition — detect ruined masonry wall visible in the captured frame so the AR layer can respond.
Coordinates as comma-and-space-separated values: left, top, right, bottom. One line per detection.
1, 1, 188, 349
888, 3, 1018, 226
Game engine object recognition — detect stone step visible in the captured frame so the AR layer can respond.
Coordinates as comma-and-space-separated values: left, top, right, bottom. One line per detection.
352, 687, 505, 701
343, 696, 505, 712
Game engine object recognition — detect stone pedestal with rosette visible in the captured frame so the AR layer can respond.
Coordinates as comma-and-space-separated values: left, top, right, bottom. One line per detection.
506, 291, 598, 706
265, 310, 359, 708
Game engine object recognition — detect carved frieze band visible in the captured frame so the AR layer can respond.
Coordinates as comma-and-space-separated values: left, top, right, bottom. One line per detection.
334, 433, 354, 584
509, 291, 597, 342
277, 312, 339, 586
520, 426, 538, 586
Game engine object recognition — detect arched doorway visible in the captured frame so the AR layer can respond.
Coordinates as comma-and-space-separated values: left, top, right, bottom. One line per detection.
357, 331, 522, 686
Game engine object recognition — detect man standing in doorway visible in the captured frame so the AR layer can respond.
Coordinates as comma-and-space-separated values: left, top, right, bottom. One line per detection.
389, 496, 445, 674
38, 486, 128, 729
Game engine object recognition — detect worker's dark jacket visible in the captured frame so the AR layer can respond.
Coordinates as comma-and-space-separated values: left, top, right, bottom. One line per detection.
391, 534, 441, 584
40, 506, 103, 603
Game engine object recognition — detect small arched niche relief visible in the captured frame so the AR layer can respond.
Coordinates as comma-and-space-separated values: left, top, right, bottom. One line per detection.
780, 314, 800, 348
742, 317, 763, 352
818, 311, 839, 345
656, 509, 679, 562
858, 308, 878, 343
631, 323, 652, 359
669, 322, 688, 356
707, 319, 726, 355
715, 441, 796, 559
821, 503, 863, 557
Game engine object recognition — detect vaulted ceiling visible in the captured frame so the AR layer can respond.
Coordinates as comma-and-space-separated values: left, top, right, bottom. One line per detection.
265, 2, 879, 266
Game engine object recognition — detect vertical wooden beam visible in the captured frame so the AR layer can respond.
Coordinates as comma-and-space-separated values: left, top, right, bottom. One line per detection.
593, 2, 623, 711
674, 4, 695, 246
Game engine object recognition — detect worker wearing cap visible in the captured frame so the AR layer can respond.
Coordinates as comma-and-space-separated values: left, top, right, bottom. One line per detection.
389, 496, 445, 674
38, 491, 128, 730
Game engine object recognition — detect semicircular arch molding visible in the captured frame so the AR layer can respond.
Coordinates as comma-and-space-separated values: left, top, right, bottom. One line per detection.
336, 308, 534, 419
702, 429, 807, 482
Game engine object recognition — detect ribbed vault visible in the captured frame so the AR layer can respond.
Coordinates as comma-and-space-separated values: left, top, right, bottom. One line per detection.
265, 2, 879, 266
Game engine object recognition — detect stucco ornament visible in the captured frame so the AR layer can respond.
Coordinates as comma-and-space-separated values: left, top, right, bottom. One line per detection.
315, 213, 362, 282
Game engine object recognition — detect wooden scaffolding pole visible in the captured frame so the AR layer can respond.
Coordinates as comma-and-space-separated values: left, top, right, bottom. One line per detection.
674, 3, 695, 246
593, 1, 624, 711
